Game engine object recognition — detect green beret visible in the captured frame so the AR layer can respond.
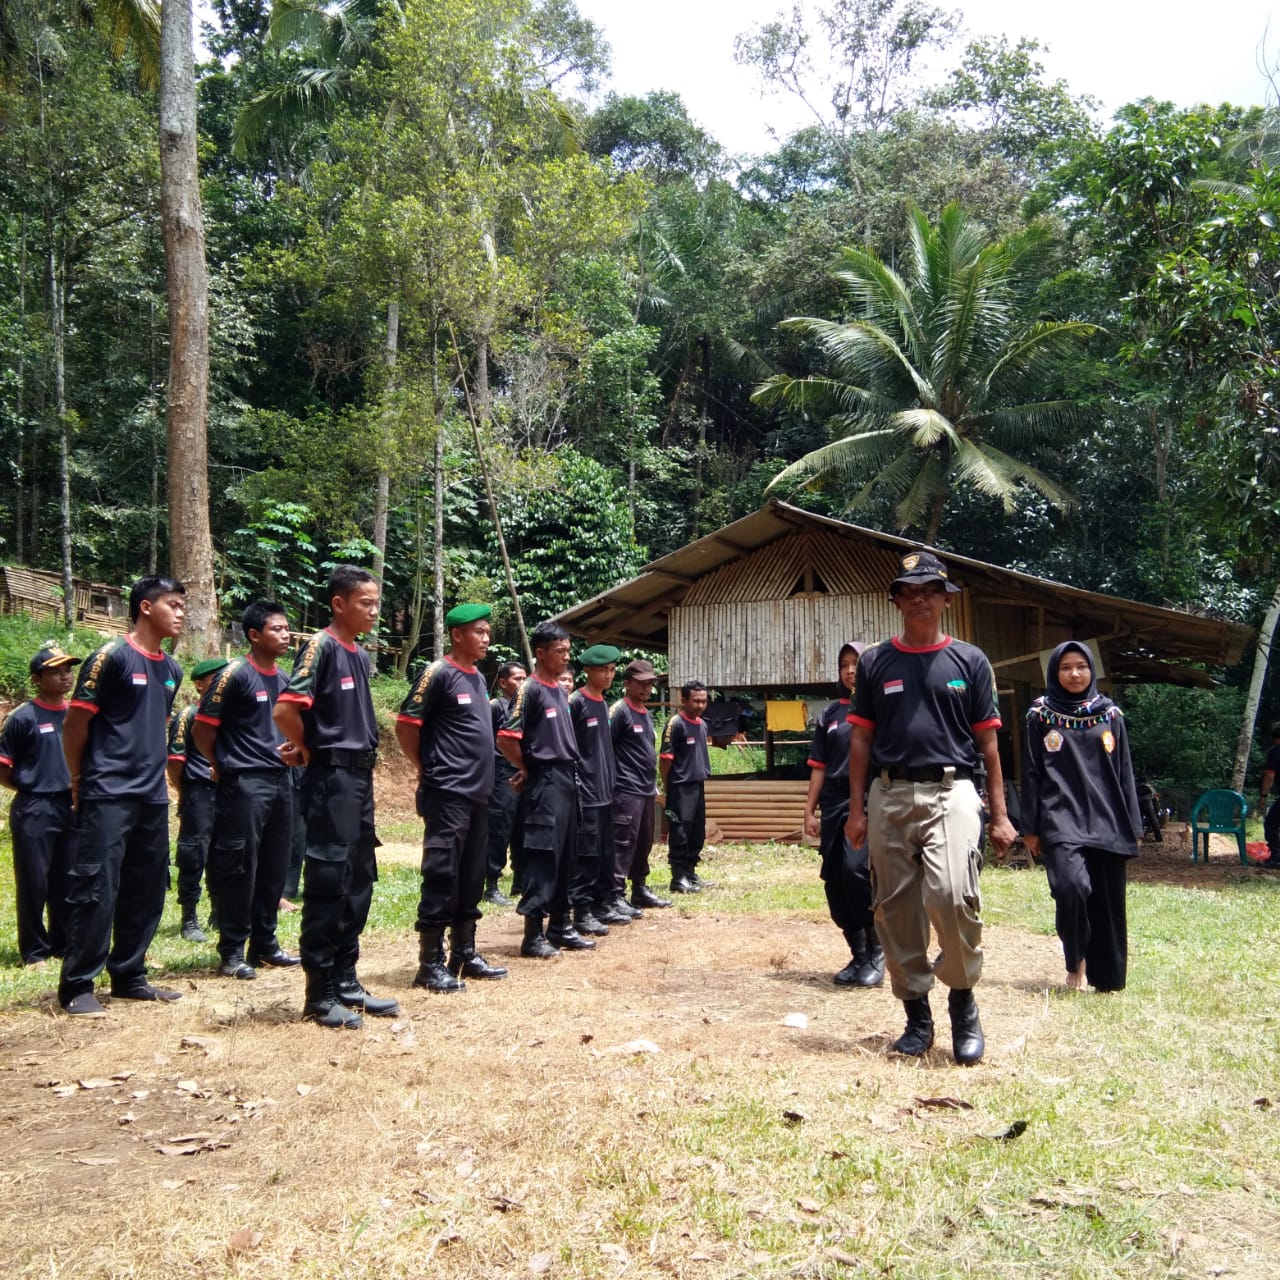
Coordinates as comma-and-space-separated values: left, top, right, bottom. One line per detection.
578, 644, 621, 667
445, 602, 492, 628
192, 657, 229, 680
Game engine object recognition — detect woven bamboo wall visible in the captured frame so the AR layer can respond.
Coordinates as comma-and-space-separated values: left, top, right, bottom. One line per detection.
667, 532, 979, 689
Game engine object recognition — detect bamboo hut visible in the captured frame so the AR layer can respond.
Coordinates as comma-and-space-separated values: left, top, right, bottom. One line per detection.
0, 566, 128, 634
553, 501, 1253, 844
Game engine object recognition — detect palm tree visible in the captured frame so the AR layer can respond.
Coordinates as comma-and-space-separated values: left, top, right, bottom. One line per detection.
756, 203, 1095, 543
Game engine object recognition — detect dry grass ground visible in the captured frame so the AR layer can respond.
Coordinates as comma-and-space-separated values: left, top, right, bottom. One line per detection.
1, 830, 1278, 1279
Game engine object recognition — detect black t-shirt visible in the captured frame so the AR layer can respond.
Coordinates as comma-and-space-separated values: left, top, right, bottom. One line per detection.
610, 698, 657, 797
490, 695, 515, 761
72, 635, 183, 803
0, 698, 71, 793
569, 689, 616, 806
661, 712, 710, 786
279, 628, 378, 753
808, 698, 852, 809
167, 704, 214, 784
398, 658, 495, 801
1021, 699, 1143, 855
1266, 744, 1280, 780
500, 675, 578, 767
849, 636, 1001, 770
196, 656, 290, 772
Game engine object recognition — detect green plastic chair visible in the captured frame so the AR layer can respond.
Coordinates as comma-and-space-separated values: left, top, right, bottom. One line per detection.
1188, 789, 1249, 866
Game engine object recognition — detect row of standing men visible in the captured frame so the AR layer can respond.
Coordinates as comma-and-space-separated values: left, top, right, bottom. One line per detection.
0, 568, 717, 1029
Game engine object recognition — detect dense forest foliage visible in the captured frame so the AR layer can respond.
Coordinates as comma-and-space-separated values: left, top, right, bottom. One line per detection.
2, 0, 1279, 784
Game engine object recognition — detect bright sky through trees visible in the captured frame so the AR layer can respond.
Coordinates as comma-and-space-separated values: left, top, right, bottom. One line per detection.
574, 0, 1274, 156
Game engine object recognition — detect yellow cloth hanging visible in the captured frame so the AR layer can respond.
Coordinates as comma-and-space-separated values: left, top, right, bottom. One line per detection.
765, 700, 808, 733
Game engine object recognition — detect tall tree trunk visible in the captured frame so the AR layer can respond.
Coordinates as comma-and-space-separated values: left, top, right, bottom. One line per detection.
159, 0, 217, 654
431, 329, 445, 660
15, 213, 27, 562
924, 492, 946, 545
372, 299, 398, 586
49, 247, 72, 629
1233, 579, 1280, 791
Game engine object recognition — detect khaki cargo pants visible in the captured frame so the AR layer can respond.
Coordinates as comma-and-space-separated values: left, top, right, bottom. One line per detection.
867, 771, 984, 1000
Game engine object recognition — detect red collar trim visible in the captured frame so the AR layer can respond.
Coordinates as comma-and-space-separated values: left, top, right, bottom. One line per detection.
32, 697, 67, 711
579, 689, 605, 702
533, 674, 561, 688
126, 633, 164, 660
624, 698, 650, 714
247, 655, 279, 675
446, 655, 477, 675
679, 711, 704, 725
891, 634, 953, 654
324, 626, 359, 653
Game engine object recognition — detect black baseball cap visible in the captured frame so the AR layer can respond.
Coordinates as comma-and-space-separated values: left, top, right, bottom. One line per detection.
889, 550, 962, 595
30, 643, 81, 674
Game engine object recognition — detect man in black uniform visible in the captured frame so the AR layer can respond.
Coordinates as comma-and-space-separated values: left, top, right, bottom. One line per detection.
193, 600, 299, 980
846, 550, 1015, 1065
59, 576, 187, 1016
396, 602, 508, 993
483, 660, 527, 904
568, 644, 625, 934
0, 643, 81, 965
498, 620, 591, 958
660, 680, 711, 894
167, 657, 227, 942
609, 659, 667, 915
274, 565, 398, 1029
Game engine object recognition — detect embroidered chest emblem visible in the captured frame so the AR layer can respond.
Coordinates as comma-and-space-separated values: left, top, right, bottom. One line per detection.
586, 717, 598, 727
947, 679, 967, 691
38, 722, 55, 734
340, 676, 355, 690
1101, 729, 1115, 754
255, 690, 269, 702
883, 679, 904, 695
131, 672, 147, 686
1044, 730, 1064, 753
544, 707, 558, 719
456, 693, 472, 705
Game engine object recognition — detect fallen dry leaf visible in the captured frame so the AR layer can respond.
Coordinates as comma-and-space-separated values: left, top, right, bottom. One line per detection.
599, 1243, 628, 1262
296, 1083, 314, 1097
825, 1247, 860, 1266
72, 1155, 118, 1166
455, 1161, 474, 1179
117, 1112, 136, 1126
781, 1109, 807, 1125
228, 1227, 263, 1253
180, 1036, 212, 1053
796, 1197, 822, 1213
528, 1251, 554, 1274
77, 1078, 120, 1090
110, 1071, 135, 1082
1252, 1097, 1271, 1109
174, 1080, 202, 1096
914, 1096, 974, 1111
783, 1012, 809, 1029
1029, 1188, 1102, 1217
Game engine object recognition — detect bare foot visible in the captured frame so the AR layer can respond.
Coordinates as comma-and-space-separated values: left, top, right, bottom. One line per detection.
278, 898, 299, 913
1065, 963, 1087, 991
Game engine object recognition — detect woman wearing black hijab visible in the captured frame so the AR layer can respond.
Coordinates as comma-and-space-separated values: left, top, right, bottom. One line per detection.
1022, 642, 1142, 992
803, 641, 883, 986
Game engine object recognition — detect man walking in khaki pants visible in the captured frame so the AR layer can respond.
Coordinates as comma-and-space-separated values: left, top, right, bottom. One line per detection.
845, 550, 1015, 1065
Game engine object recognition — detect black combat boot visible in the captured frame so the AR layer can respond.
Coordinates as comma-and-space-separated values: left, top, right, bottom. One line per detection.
302, 970, 362, 1029
548, 913, 596, 950
447, 923, 508, 980
520, 914, 560, 959
413, 927, 464, 993
594, 899, 632, 926
630, 881, 668, 909
947, 988, 985, 1065
572, 906, 609, 937
891, 996, 935, 1057
180, 905, 207, 943
855, 924, 886, 988
834, 929, 865, 986
334, 965, 401, 1015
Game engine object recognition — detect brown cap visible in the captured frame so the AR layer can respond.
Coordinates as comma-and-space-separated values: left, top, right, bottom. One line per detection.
622, 658, 658, 682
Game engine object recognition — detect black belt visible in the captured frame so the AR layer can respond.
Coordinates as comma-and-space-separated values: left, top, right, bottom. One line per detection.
313, 748, 377, 771
883, 765, 974, 783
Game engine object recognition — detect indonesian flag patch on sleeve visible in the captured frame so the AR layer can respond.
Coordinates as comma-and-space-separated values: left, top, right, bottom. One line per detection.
883, 679, 904, 695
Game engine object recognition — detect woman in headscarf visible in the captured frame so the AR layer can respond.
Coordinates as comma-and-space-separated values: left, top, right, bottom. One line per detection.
803, 641, 883, 986
1021, 641, 1142, 992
